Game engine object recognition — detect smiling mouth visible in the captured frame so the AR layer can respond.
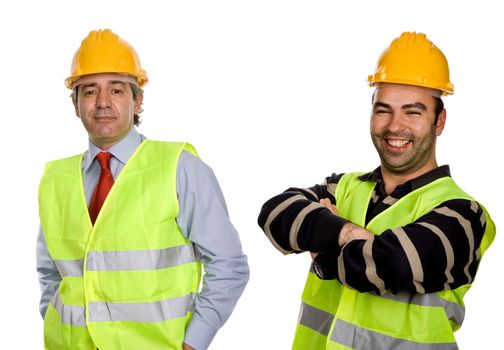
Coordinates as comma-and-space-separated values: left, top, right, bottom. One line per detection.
386, 139, 410, 148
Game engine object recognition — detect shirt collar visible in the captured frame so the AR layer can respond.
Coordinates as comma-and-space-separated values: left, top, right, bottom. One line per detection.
82, 127, 145, 172
358, 165, 452, 191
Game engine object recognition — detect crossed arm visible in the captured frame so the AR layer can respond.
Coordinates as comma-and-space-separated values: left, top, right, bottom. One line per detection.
258, 177, 486, 295
310, 198, 373, 259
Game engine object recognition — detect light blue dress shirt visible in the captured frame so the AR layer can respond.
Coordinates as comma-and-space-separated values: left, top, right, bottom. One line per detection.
36, 128, 250, 350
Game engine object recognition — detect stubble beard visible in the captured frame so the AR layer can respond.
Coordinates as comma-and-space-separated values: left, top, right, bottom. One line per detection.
371, 124, 437, 176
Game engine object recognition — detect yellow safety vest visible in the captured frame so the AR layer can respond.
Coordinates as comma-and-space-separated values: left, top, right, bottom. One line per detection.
293, 173, 495, 349
39, 141, 202, 350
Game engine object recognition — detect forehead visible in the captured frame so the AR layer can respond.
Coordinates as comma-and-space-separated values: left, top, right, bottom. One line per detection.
373, 83, 438, 107
74, 73, 137, 88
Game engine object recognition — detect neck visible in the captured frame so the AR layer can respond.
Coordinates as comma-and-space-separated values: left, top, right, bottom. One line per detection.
93, 140, 119, 151
381, 159, 438, 194
91, 127, 135, 151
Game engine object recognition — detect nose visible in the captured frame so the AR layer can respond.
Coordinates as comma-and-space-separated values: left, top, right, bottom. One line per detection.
386, 112, 407, 133
96, 90, 111, 109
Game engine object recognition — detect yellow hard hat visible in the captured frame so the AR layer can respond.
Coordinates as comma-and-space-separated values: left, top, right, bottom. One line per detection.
367, 32, 453, 95
65, 29, 148, 89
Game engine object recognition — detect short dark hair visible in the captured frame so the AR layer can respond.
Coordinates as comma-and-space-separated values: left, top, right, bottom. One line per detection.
71, 83, 144, 126
433, 96, 444, 125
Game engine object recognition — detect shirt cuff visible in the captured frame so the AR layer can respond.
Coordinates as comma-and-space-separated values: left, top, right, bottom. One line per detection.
184, 315, 218, 350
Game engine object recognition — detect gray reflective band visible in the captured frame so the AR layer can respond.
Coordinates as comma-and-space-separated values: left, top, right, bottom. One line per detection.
88, 293, 195, 322
377, 291, 465, 326
50, 290, 87, 327
331, 319, 457, 350
86, 244, 197, 271
378, 291, 443, 306
55, 259, 84, 277
298, 302, 334, 336
440, 298, 465, 326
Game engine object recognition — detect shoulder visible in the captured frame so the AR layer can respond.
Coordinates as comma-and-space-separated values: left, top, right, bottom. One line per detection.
142, 140, 197, 154
332, 171, 371, 193
46, 153, 84, 164
177, 151, 216, 183
43, 153, 84, 172
179, 150, 210, 170
429, 198, 486, 231
325, 173, 346, 184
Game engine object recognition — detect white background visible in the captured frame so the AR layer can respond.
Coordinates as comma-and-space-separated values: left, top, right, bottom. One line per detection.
1, 1, 502, 349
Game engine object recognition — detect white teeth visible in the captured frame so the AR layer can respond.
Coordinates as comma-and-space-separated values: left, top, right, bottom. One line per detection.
387, 139, 409, 147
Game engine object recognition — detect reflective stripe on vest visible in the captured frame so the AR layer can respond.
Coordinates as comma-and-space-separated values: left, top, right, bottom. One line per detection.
50, 288, 196, 325
50, 289, 87, 327
298, 302, 334, 337
88, 293, 196, 322
55, 244, 198, 276
86, 244, 198, 271
55, 259, 84, 277
378, 291, 465, 327
331, 320, 457, 350
297, 290, 466, 341
293, 173, 495, 349
39, 141, 202, 350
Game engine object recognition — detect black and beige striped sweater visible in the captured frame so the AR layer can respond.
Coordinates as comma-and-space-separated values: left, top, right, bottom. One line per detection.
258, 165, 486, 295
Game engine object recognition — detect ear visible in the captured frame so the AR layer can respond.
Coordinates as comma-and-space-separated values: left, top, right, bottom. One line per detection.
435, 109, 446, 136
73, 99, 80, 118
72, 89, 81, 118
134, 93, 144, 114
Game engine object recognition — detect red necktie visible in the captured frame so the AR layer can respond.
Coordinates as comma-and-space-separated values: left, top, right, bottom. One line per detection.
89, 152, 114, 224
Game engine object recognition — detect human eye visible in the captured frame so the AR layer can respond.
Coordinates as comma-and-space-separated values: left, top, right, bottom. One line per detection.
111, 83, 126, 94
374, 108, 390, 115
82, 89, 96, 96
406, 109, 422, 116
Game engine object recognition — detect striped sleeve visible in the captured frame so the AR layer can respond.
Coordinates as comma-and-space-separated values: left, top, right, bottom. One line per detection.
314, 199, 486, 294
257, 173, 348, 254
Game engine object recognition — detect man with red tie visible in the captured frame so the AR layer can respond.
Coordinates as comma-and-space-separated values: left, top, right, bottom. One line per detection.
36, 29, 249, 350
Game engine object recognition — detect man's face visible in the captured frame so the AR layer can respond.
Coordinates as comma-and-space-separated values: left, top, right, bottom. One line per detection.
73, 73, 142, 149
370, 83, 445, 176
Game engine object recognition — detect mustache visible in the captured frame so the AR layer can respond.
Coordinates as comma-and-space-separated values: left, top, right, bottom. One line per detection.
379, 130, 414, 141
93, 109, 116, 118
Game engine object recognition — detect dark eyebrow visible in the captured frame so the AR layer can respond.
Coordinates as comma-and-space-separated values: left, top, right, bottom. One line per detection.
402, 102, 427, 111
81, 81, 127, 89
80, 83, 97, 89
109, 80, 129, 86
373, 102, 391, 111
